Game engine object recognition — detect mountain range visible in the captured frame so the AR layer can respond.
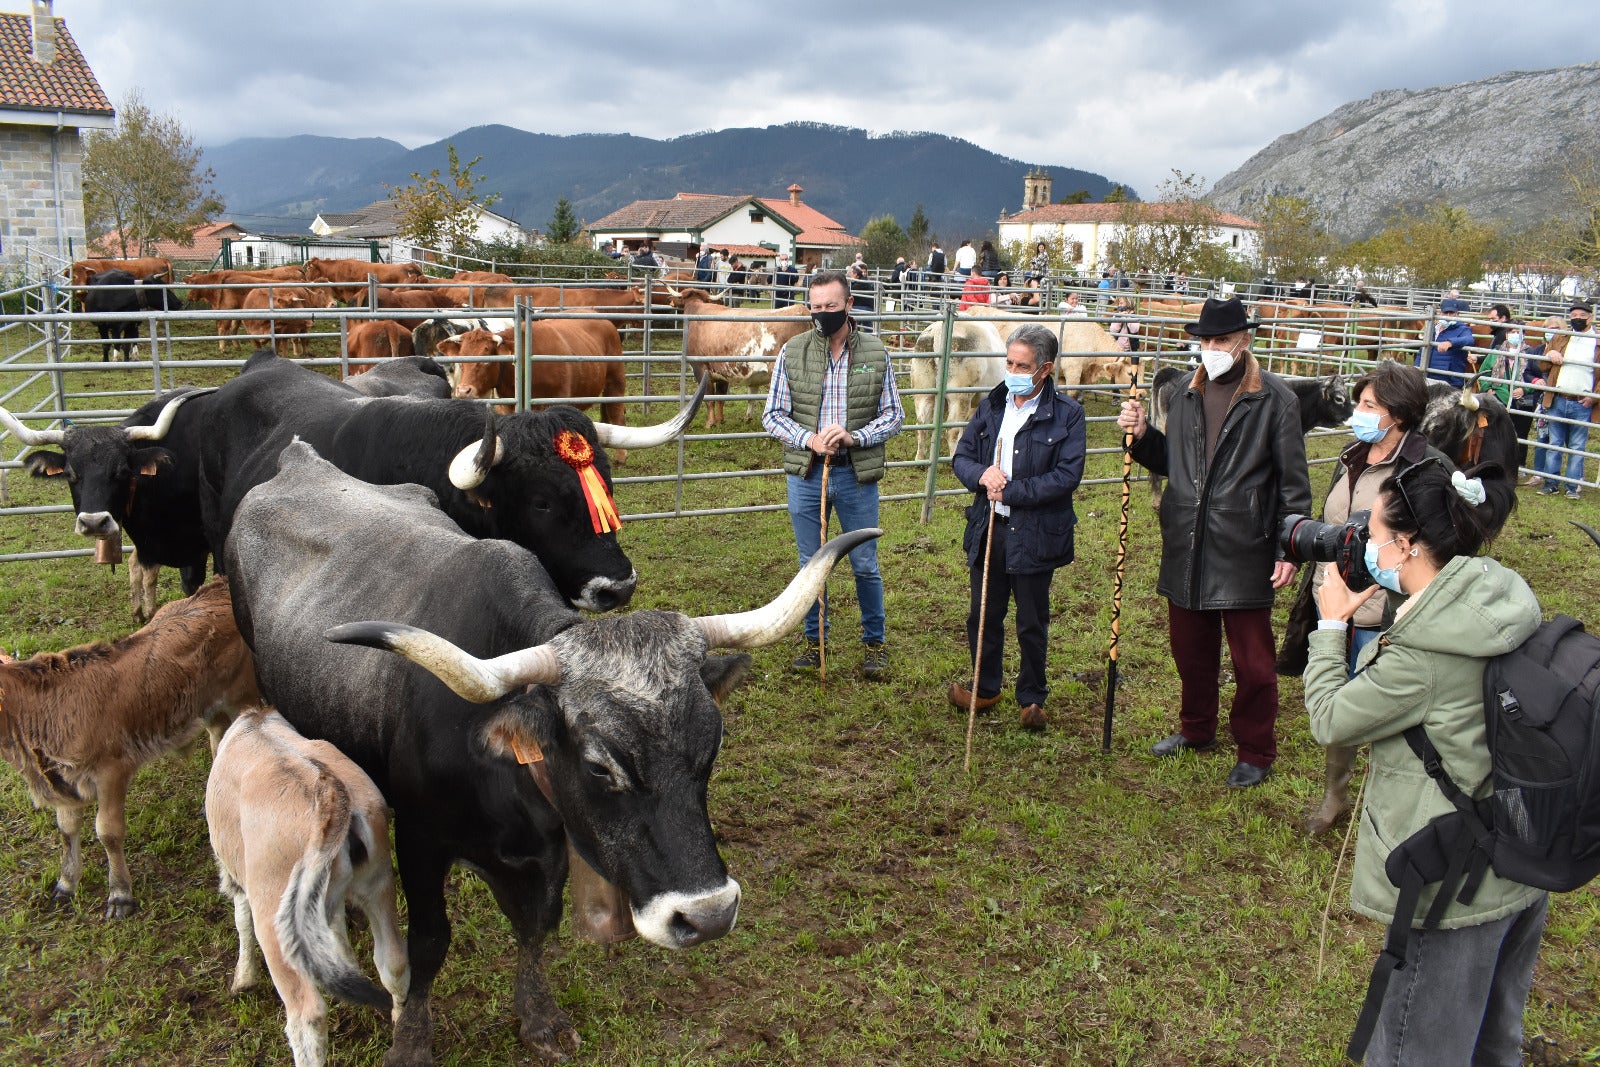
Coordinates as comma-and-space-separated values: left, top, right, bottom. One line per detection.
1209, 61, 1600, 241
200, 123, 1125, 241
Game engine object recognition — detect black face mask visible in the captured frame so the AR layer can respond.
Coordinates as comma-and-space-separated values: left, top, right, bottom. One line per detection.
1571, 317, 1591, 332
812, 308, 849, 337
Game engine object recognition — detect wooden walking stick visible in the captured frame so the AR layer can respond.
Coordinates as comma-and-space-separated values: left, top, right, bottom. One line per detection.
963, 500, 998, 774
817, 452, 831, 685
1103, 356, 1142, 754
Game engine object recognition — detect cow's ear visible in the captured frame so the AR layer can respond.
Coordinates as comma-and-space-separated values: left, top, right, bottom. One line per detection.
438, 340, 461, 357
700, 653, 752, 703
129, 447, 175, 478
481, 711, 545, 765
24, 451, 68, 478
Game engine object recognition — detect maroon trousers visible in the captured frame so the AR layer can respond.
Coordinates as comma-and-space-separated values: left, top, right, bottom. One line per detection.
1167, 602, 1279, 767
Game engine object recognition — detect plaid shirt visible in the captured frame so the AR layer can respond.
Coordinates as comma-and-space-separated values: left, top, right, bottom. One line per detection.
762, 328, 904, 450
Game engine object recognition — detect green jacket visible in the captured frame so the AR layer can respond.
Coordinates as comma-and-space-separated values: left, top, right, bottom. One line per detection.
1306, 554, 1544, 929
779, 327, 889, 484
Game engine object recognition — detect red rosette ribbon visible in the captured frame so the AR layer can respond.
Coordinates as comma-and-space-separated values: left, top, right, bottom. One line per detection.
554, 429, 622, 535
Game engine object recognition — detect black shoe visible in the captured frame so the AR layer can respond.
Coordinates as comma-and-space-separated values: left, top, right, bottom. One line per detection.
861, 642, 889, 681
1225, 761, 1273, 789
1150, 733, 1216, 758
791, 639, 821, 671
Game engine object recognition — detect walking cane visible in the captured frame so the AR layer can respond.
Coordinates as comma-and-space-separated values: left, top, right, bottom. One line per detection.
1103, 355, 1141, 754
817, 453, 831, 686
963, 500, 998, 774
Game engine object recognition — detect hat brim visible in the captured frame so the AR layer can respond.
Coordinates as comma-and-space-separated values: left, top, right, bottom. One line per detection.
1184, 320, 1259, 337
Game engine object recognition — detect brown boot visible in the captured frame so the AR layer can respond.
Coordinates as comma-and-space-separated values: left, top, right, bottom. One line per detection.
1019, 704, 1047, 731
1307, 744, 1356, 835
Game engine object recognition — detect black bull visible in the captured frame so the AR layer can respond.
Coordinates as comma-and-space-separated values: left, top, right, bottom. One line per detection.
226, 440, 876, 1065
83, 269, 173, 362
196, 349, 706, 612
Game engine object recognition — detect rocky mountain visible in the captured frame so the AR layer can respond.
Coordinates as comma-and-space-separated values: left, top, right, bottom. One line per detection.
201, 122, 1125, 240
1209, 62, 1600, 241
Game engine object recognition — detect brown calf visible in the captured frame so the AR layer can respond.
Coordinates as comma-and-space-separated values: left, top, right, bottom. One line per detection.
242, 286, 332, 357
345, 319, 416, 374
674, 289, 810, 427
207, 708, 408, 1067
184, 267, 308, 351
303, 258, 427, 302
441, 317, 627, 424
0, 577, 258, 918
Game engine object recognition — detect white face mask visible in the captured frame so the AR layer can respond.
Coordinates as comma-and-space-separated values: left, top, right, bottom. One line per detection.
1201, 342, 1240, 380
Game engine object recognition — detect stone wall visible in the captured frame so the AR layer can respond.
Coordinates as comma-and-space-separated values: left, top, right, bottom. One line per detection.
0, 123, 87, 272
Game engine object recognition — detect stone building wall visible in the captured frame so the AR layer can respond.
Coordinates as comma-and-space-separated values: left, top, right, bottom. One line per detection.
0, 123, 87, 271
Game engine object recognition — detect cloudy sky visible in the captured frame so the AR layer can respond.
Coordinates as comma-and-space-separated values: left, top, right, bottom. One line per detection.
17, 0, 1598, 196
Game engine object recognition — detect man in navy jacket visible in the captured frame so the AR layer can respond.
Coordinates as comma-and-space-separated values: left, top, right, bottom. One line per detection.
1424, 297, 1476, 385
950, 323, 1086, 730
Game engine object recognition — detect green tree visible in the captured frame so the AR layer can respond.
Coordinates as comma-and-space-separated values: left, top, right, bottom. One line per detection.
1057, 189, 1093, 205
1106, 171, 1223, 277
1251, 194, 1336, 280
906, 204, 930, 257
84, 90, 224, 257
387, 144, 502, 252
547, 196, 579, 244
859, 213, 909, 267
1343, 202, 1498, 289
1101, 184, 1130, 204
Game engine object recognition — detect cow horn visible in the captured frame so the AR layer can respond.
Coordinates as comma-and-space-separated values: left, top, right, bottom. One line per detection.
0, 405, 66, 445
324, 621, 562, 702
591, 374, 708, 450
449, 409, 504, 489
1457, 387, 1480, 412
1573, 521, 1600, 553
124, 387, 217, 441
695, 529, 882, 648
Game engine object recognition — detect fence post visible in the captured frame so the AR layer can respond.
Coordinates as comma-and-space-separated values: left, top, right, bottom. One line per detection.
516, 296, 528, 413
1418, 305, 1437, 377
641, 274, 653, 397
920, 299, 956, 523
44, 278, 66, 416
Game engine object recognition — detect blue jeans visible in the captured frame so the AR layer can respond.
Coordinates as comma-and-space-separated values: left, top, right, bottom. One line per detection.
1539, 394, 1592, 489
786, 463, 885, 644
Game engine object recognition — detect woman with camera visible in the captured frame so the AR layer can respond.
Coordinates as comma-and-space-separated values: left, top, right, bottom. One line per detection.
1302, 362, 1453, 834
1306, 458, 1544, 1066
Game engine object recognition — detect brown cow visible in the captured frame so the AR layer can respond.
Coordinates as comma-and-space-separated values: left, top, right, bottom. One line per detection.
346, 319, 416, 374
184, 267, 309, 351
439, 318, 631, 459
303, 258, 427, 302
0, 577, 259, 918
207, 708, 409, 1067
361, 287, 462, 331
242, 286, 332, 357
673, 288, 810, 428
70, 257, 173, 308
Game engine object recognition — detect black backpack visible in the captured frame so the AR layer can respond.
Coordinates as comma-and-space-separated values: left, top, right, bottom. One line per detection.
1346, 614, 1600, 1061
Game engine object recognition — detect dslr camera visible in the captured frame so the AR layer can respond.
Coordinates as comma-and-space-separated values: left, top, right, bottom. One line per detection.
1280, 510, 1374, 592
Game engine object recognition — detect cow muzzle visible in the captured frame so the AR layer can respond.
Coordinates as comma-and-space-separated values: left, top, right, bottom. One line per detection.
630, 878, 741, 948
575, 570, 638, 613
75, 511, 120, 539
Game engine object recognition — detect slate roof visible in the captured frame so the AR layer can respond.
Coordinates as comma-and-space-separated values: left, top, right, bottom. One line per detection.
315, 200, 406, 238
0, 13, 112, 117
589, 194, 756, 232
1003, 202, 1258, 228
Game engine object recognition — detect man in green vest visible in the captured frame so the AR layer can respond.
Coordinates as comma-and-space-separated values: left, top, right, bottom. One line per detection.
762, 269, 905, 679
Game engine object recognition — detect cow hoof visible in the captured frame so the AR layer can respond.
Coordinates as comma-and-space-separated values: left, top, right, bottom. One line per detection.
50, 883, 74, 907
384, 1001, 434, 1067
518, 1016, 580, 1062
104, 894, 137, 920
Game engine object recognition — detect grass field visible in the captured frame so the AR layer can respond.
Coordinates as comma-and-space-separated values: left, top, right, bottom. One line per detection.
1, 313, 1597, 1066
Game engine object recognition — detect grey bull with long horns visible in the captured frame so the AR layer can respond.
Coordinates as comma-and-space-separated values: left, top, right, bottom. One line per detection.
225, 439, 877, 1065
196, 348, 706, 612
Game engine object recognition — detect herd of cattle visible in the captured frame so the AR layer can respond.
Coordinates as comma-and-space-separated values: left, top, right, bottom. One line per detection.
0, 256, 1534, 1065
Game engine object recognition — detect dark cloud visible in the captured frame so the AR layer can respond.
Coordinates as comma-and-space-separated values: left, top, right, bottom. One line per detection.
22, 0, 1596, 196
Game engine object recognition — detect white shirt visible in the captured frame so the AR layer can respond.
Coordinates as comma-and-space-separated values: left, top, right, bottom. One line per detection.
955, 245, 978, 270
1556, 332, 1596, 395
994, 390, 1041, 517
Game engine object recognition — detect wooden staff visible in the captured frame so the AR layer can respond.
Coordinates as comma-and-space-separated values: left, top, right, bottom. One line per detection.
817, 453, 831, 685
963, 501, 998, 774
1103, 356, 1142, 754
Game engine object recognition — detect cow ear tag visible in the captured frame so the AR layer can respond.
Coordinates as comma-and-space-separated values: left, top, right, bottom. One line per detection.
508, 732, 544, 765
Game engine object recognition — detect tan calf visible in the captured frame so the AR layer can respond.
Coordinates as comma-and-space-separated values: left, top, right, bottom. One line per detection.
0, 577, 258, 918
207, 708, 408, 1067
242, 286, 332, 358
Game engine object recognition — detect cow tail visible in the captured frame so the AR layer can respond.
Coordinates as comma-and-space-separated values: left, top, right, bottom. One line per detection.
274, 764, 392, 1012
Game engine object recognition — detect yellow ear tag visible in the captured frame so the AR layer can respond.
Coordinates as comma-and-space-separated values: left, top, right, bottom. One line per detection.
508, 733, 544, 765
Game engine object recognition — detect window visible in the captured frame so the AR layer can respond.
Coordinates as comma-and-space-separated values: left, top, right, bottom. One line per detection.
749, 210, 764, 224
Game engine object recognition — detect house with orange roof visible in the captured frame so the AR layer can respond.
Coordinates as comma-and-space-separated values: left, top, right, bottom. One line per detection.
0, 3, 113, 269
587, 184, 862, 270
996, 172, 1257, 273
90, 220, 250, 265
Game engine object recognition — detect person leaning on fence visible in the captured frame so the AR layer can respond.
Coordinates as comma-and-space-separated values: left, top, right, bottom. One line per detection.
949, 324, 1086, 732
1423, 297, 1475, 386
1116, 296, 1313, 789
1305, 459, 1546, 1066
762, 269, 904, 680
1537, 301, 1595, 499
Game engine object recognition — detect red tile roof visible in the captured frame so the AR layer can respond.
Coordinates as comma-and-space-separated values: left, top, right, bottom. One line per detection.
90, 221, 249, 261
756, 197, 851, 237
589, 195, 755, 231
793, 227, 863, 247
0, 13, 112, 117
1003, 202, 1258, 228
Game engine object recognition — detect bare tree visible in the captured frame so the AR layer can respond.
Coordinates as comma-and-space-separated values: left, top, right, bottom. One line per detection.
84, 90, 224, 257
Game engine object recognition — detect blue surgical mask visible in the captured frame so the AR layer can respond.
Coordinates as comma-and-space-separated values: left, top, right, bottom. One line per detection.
1363, 538, 1404, 593
1005, 371, 1040, 396
1349, 410, 1391, 444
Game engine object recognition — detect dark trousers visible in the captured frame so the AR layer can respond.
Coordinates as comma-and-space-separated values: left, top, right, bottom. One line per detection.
1509, 405, 1536, 471
966, 519, 1055, 707
1167, 602, 1279, 766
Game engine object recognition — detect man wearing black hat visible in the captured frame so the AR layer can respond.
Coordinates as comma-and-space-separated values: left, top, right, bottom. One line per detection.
1117, 296, 1313, 788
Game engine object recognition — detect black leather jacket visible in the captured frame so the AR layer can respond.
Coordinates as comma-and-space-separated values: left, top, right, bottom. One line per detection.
1129, 357, 1312, 610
